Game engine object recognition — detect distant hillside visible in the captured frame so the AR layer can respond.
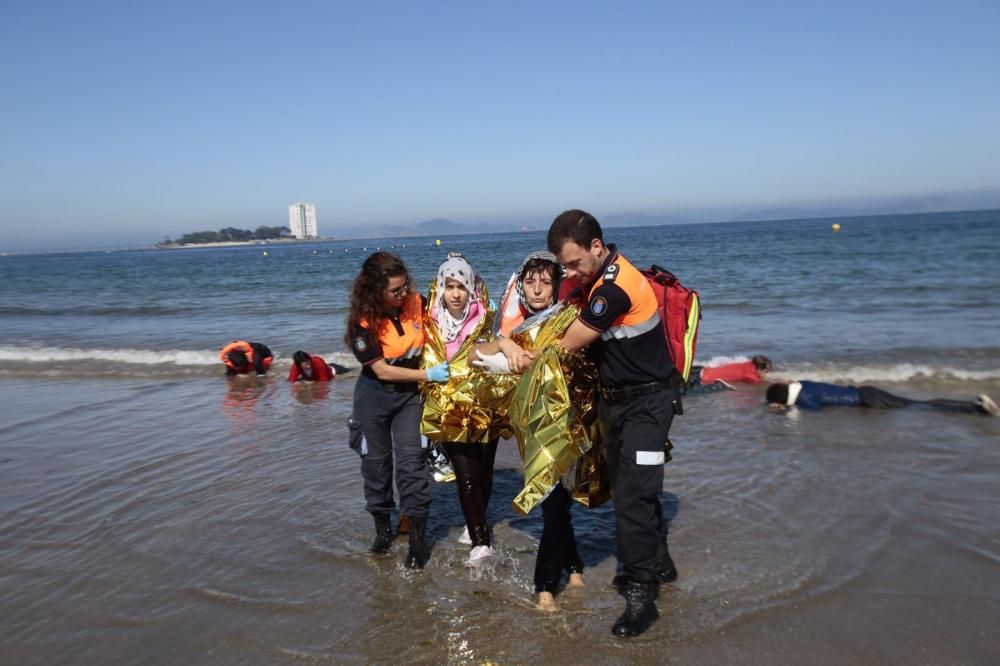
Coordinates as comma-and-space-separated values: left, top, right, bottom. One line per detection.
317, 188, 1000, 240
602, 211, 702, 227
732, 190, 1000, 222
332, 218, 517, 239
733, 207, 851, 222
415, 218, 468, 233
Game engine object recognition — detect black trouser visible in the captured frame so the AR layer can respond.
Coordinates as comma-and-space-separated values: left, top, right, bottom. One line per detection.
599, 388, 675, 584
250, 342, 272, 375
224, 342, 273, 376
680, 367, 731, 396
353, 375, 431, 518
534, 482, 584, 593
443, 438, 499, 547
678, 367, 702, 395
859, 386, 984, 414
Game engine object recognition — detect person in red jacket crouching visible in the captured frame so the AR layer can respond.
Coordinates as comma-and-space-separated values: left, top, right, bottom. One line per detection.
288, 350, 336, 382
682, 355, 772, 394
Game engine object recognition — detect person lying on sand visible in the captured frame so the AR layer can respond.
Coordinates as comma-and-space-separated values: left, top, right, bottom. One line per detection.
766, 380, 999, 416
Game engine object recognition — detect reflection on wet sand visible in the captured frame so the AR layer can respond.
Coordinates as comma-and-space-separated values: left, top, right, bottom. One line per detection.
291, 380, 331, 404
221, 377, 269, 453
0, 377, 998, 663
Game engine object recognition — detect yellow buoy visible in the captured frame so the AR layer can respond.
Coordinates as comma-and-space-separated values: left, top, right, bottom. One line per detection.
435, 239, 442, 247
832, 223, 841, 232
262, 250, 269, 256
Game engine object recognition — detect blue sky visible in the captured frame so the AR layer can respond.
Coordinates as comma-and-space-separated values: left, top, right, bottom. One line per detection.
1, 1, 998, 249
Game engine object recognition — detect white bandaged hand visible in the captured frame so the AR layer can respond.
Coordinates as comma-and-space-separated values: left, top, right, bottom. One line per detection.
471, 349, 511, 374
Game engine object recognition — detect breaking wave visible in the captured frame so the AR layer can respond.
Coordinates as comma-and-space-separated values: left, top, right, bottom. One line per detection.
697, 355, 1000, 384
0, 305, 201, 317
770, 363, 1000, 384
0, 347, 995, 383
0, 345, 359, 378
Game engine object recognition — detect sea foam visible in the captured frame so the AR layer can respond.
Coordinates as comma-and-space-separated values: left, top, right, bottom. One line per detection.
0, 345, 360, 378
696, 356, 1000, 384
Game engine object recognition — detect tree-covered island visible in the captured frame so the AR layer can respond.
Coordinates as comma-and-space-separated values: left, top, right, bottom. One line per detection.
161, 226, 291, 246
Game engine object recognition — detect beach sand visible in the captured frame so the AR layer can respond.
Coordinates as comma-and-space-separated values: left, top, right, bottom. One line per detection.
2, 374, 997, 663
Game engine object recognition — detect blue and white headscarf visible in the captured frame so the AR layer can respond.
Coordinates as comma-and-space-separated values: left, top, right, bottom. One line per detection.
515, 250, 563, 315
432, 254, 484, 343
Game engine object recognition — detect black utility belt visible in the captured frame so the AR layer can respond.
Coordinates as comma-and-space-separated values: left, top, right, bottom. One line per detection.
600, 379, 672, 403
362, 372, 418, 393
379, 381, 418, 393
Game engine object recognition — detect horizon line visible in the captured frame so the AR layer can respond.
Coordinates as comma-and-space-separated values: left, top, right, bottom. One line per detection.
3, 207, 998, 257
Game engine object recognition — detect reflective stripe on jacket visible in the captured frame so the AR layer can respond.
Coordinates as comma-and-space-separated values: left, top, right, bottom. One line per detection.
588, 255, 661, 341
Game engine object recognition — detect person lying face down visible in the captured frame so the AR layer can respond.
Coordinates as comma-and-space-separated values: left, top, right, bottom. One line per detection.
682, 355, 773, 394
288, 350, 335, 381
700, 355, 772, 384
766, 380, 999, 416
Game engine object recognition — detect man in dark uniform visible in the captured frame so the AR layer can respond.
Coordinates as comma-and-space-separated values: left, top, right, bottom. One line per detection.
548, 209, 679, 637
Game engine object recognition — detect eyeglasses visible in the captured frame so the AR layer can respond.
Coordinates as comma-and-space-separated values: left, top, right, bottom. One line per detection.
386, 283, 409, 298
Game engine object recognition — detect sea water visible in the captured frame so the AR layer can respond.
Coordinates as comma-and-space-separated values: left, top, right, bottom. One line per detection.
2, 209, 998, 379
1, 210, 998, 663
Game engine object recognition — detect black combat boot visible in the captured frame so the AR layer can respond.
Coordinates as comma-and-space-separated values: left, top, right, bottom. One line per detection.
656, 541, 678, 583
405, 515, 429, 570
611, 580, 658, 637
369, 512, 393, 555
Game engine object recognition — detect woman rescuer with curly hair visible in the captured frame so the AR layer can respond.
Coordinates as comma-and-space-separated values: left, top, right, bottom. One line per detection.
345, 252, 449, 570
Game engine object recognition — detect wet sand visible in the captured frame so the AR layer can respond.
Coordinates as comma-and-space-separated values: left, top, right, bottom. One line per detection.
1, 375, 998, 664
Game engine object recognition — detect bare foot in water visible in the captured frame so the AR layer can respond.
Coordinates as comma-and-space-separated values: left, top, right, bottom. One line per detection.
567, 572, 585, 587
536, 591, 558, 612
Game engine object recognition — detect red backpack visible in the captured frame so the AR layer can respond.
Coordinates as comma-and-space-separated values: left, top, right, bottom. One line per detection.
641, 265, 701, 382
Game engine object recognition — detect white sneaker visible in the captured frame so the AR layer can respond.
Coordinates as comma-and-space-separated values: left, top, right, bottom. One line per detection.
432, 463, 456, 483
458, 526, 472, 545
977, 394, 1000, 417
429, 448, 456, 483
466, 545, 495, 566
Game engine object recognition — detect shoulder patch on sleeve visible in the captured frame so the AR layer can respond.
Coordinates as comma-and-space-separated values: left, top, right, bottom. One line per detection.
354, 336, 368, 352
591, 296, 608, 316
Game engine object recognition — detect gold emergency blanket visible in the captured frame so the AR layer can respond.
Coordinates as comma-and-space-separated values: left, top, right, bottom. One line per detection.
506, 304, 610, 514
420, 281, 511, 443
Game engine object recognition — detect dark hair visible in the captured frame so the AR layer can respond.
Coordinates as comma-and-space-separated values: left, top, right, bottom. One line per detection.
518, 257, 562, 310
292, 351, 311, 366
344, 252, 412, 347
227, 350, 248, 367
766, 383, 789, 405
547, 209, 603, 254
519, 257, 559, 282
752, 355, 773, 372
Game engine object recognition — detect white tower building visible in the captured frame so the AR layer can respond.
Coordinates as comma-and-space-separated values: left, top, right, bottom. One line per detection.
288, 203, 318, 239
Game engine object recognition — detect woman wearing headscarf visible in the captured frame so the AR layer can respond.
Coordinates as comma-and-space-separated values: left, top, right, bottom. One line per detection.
472, 251, 590, 611
345, 252, 449, 570
473, 251, 571, 367
422, 254, 499, 564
